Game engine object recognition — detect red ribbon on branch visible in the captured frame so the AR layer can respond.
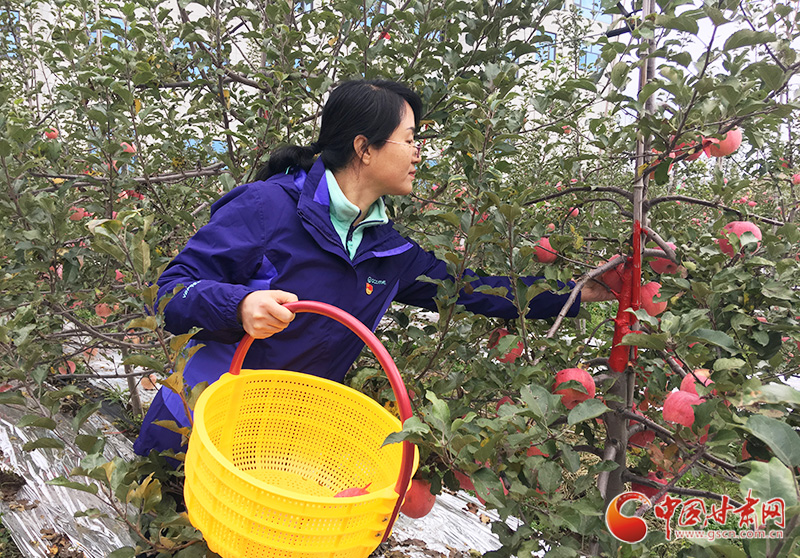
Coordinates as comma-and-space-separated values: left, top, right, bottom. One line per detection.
608, 221, 644, 372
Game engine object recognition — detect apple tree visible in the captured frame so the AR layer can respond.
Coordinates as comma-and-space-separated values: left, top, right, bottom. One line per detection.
0, 0, 799, 556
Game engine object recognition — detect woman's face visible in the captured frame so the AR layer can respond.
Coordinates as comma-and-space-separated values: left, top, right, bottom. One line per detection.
367, 101, 420, 197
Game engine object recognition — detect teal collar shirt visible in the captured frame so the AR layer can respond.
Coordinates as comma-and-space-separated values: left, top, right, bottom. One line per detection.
325, 169, 389, 260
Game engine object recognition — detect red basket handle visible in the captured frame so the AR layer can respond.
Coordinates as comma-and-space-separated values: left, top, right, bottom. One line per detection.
228, 300, 414, 543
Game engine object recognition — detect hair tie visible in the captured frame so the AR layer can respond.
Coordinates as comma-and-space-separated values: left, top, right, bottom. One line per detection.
309, 141, 322, 154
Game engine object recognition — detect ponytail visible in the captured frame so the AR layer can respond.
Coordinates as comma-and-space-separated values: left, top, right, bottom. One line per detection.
254, 79, 422, 182
255, 143, 321, 181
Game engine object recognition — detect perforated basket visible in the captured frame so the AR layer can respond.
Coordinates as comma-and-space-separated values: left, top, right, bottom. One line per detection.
184, 301, 417, 558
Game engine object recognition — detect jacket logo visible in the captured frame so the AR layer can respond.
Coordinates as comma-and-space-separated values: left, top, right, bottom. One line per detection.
367, 276, 386, 285
366, 282, 373, 295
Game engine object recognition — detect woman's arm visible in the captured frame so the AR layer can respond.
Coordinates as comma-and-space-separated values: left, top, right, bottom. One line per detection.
156, 184, 282, 341
393, 242, 584, 319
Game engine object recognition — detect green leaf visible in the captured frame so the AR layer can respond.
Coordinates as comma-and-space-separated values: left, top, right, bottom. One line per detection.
739, 383, 800, 407
537, 461, 562, 493
90, 236, 127, 263
426, 390, 451, 429
381, 416, 430, 446
687, 329, 738, 354
724, 30, 777, 51
655, 14, 699, 34
702, 4, 730, 26
560, 444, 581, 473
762, 281, 795, 301
22, 437, 65, 451
106, 548, 136, 558
519, 384, 552, 421
610, 62, 629, 89
568, 399, 609, 425
121, 355, 163, 371
132, 238, 150, 275
72, 401, 102, 431
75, 434, 105, 454
745, 415, 800, 468
0, 391, 26, 406
619, 332, 667, 350
16, 415, 57, 430
740, 458, 798, 507
47, 477, 99, 495
713, 358, 746, 371
756, 63, 785, 93
472, 467, 504, 507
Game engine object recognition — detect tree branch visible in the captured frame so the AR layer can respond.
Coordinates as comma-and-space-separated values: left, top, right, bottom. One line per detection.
646, 195, 785, 226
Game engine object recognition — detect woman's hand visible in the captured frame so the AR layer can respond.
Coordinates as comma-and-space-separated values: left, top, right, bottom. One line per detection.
238, 290, 298, 338
580, 279, 617, 302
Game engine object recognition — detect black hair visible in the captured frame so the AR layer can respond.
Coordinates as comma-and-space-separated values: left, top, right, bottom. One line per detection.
255, 79, 422, 181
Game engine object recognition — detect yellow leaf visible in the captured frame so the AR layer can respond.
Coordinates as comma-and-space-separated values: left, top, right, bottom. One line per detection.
134, 99, 142, 114
161, 371, 184, 395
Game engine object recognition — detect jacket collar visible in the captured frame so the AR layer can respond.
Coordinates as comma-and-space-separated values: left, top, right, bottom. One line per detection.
294, 158, 411, 265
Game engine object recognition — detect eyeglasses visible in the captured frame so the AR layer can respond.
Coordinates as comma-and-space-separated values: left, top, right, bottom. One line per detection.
383, 140, 422, 158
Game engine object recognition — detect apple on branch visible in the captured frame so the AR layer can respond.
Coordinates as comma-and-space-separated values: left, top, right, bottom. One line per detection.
717, 221, 762, 257
488, 328, 524, 363
641, 282, 667, 316
399, 479, 436, 518
552, 368, 596, 409
648, 242, 678, 274
662, 390, 704, 428
534, 237, 558, 263
704, 128, 742, 157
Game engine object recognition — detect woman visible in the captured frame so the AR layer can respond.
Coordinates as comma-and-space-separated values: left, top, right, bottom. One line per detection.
133, 79, 613, 458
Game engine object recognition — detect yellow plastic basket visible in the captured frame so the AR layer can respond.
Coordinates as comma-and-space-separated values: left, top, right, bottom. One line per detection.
184, 301, 418, 558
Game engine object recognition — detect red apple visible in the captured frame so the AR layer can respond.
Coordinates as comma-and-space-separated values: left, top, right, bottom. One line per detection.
793, 174, 800, 186
568, 207, 579, 218
649, 242, 678, 274
120, 141, 137, 153
453, 470, 475, 492
562, 125, 571, 134
527, 445, 549, 457
718, 221, 762, 257
546, 222, 555, 232
679, 369, 714, 396
495, 396, 514, 412
69, 206, 89, 221
400, 479, 436, 518
674, 140, 704, 161
488, 328, 524, 363
334, 482, 372, 497
641, 282, 667, 316
553, 368, 595, 409
534, 237, 558, 263
45, 127, 59, 140
662, 390, 704, 428
705, 128, 742, 157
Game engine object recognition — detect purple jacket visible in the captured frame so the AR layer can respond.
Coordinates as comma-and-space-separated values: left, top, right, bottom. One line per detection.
156, 159, 580, 424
